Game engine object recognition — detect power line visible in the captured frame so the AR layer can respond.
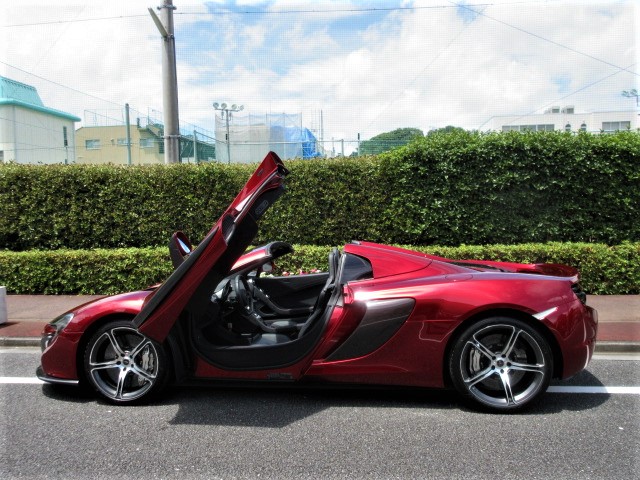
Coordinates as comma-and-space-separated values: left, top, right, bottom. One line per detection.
0, 1, 553, 28
1, 14, 149, 28
453, 1, 639, 77
0, 60, 123, 108
476, 62, 638, 129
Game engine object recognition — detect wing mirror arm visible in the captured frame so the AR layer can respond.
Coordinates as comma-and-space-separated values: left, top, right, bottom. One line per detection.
169, 231, 193, 269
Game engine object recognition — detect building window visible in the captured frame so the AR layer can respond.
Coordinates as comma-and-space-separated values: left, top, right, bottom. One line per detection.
140, 138, 154, 148
565, 123, 571, 132
116, 138, 129, 146
0, 151, 4, 162
580, 123, 587, 132
602, 121, 631, 132
502, 124, 554, 132
85, 139, 100, 150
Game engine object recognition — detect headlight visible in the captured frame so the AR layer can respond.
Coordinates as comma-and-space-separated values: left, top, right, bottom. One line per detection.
41, 313, 74, 351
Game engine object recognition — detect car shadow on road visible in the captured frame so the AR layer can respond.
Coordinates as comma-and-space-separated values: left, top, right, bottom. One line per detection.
40, 383, 96, 403
167, 370, 610, 427
39, 369, 610, 423
167, 384, 460, 428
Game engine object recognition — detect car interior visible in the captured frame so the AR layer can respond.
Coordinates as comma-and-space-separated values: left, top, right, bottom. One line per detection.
181, 240, 373, 370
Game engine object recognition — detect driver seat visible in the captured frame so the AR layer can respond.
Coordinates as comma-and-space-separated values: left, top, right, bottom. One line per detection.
252, 248, 340, 344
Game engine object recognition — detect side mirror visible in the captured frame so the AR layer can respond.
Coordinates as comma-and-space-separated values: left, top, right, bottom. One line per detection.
169, 231, 193, 269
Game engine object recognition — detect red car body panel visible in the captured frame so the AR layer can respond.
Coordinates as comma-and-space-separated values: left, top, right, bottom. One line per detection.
40, 290, 151, 380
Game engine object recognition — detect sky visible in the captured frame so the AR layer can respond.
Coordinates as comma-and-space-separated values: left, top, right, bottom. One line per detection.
1, 0, 638, 151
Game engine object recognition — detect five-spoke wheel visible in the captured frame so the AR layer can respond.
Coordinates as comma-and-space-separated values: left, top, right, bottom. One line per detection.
449, 317, 553, 411
83, 320, 169, 403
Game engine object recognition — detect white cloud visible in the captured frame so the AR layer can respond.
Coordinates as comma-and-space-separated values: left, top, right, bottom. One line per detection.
1, 0, 637, 146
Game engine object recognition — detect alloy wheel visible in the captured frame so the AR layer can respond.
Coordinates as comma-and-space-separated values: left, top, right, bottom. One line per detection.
85, 323, 162, 402
451, 319, 552, 411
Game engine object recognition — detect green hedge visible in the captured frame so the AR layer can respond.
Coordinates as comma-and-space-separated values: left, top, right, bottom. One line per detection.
0, 163, 249, 250
0, 243, 637, 295
1, 131, 638, 250
378, 131, 640, 245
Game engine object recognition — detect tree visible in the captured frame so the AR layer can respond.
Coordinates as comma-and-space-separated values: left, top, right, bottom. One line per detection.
359, 128, 423, 155
427, 125, 465, 135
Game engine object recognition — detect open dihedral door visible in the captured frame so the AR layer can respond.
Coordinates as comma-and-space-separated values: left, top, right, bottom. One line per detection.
134, 152, 289, 343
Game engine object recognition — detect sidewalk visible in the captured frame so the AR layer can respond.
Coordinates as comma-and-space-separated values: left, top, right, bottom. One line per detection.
1, 294, 639, 352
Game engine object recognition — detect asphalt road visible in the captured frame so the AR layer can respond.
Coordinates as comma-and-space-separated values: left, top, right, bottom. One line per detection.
1, 348, 638, 480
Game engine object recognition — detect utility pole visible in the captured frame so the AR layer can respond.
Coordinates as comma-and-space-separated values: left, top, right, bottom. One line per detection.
149, 1, 180, 164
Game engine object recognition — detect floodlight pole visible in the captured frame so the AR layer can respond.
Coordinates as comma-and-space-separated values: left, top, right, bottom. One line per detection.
149, 1, 180, 164
213, 103, 244, 163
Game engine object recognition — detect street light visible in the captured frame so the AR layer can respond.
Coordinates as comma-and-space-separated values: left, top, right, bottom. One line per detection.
622, 89, 639, 106
213, 102, 244, 163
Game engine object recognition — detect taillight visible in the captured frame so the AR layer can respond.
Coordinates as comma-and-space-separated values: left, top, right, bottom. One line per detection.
571, 283, 587, 305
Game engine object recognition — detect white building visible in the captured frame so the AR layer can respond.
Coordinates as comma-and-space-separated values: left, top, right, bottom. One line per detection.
486, 106, 639, 134
0, 76, 80, 164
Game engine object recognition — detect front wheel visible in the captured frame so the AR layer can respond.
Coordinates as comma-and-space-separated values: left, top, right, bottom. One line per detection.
83, 320, 170, 404
449, 317, 553, 412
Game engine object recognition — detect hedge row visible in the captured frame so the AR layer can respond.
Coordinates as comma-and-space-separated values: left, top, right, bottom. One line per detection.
1, 243, 637, 295
0, 162, 249, 250
378, 130, 640, 245
1, 131, 638, 250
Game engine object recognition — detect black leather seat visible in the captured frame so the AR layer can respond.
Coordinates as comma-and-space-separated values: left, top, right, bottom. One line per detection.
252, 248, 340, 344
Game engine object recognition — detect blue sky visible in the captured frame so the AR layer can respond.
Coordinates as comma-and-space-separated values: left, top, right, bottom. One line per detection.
1, 0, 638, 150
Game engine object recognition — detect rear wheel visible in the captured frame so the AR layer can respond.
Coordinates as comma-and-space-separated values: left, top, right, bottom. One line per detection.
449, 317, 552, 412
83, 320, 170, 404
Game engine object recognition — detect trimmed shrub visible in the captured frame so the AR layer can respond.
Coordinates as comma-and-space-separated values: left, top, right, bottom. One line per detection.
0, 162, 249, 250
0, 242, 637, 295
1, 131, 638, 250
378, 130, 640, 245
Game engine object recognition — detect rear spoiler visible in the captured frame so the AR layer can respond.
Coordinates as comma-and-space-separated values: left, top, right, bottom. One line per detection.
423, 253, 580, 281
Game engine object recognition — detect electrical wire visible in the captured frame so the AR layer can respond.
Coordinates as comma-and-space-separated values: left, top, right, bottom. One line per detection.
452, 1, 639, 77
476, 62, 638, 129
0, 1, 554, 27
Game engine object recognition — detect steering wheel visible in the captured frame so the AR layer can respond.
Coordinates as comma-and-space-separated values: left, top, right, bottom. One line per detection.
216, 279, 233, 303
233, 276, 275, 332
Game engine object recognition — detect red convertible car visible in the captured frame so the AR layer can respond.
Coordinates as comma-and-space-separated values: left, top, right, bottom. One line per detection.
37, 152, 598, 411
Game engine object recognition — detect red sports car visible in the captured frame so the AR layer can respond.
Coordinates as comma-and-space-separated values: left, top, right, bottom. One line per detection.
37, 152, 598, 411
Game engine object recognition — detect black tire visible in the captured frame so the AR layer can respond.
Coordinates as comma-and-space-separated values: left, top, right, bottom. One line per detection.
449, 317, 553, 412
83, 320, 170, 404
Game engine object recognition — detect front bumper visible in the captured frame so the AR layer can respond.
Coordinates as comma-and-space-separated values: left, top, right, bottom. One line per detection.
36, 365, 79, 386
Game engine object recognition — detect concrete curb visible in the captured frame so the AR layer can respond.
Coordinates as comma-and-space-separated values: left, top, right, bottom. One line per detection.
0, 337, 40, 348
594, 341, 640, 354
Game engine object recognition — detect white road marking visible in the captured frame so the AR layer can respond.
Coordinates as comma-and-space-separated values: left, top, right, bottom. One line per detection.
0, 377, 639, 395
547, 386, 640, 394
0, 377, 44, 384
